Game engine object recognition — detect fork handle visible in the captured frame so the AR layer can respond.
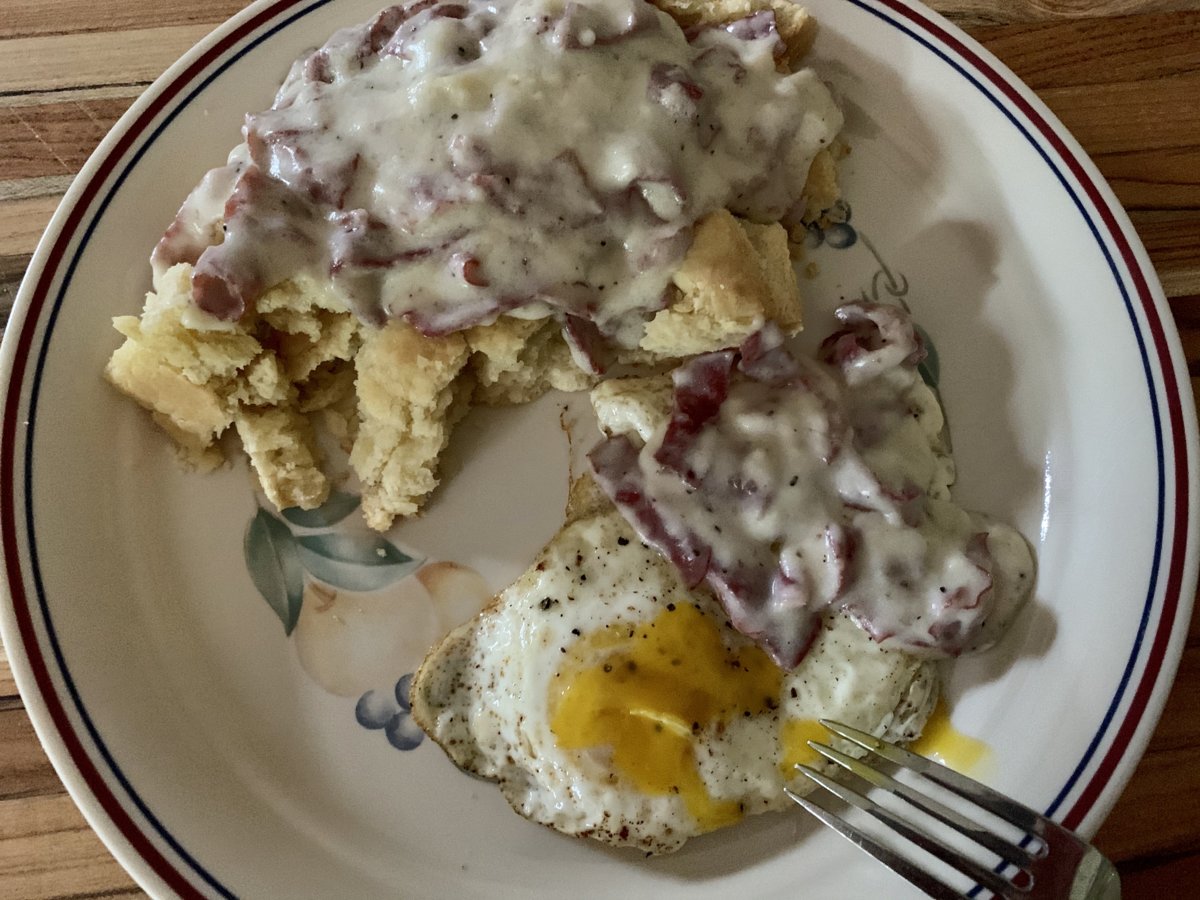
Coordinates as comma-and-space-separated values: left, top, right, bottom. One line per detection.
1074, 847, 1121, 900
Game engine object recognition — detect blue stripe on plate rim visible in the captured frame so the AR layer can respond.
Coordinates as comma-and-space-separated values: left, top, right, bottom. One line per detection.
0, 0, 1194, 897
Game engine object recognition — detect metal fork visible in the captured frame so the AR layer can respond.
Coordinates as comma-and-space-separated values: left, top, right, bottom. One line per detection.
785, 720, 1121, 899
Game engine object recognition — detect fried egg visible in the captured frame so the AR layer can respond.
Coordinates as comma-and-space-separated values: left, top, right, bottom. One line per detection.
410, 379, 941, 853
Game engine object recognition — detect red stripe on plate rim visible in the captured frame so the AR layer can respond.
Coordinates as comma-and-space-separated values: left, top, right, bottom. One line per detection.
874, 0, 1193, 832
1, 1, 313, 896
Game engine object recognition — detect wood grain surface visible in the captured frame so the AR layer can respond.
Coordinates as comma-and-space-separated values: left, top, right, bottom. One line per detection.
1, 1, 1198, 898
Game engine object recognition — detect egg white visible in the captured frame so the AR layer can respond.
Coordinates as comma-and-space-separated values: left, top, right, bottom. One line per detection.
412, 480, 938, 853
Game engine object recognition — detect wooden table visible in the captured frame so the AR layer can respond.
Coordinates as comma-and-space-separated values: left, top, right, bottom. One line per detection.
1, 0, 1197, 896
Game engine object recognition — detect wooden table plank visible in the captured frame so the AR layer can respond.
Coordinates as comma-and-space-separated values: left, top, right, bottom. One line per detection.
1037, 74, 1200, 157
0, 98, 130, 182
2, 0, 246, 40
968, 12, 1200, 88
0, 25, 216, 95
0, 195, 61, 259
0, 707, 63, 802
0, 792, 146, 900
1100, 147, 1200, 213
0, 194, 60, 256
1094, 644, 1200, 862
1129, 211, 1200, 298
1119, 852, 1200, 897
0, 653, 17, 702
925, 0, 1200, 26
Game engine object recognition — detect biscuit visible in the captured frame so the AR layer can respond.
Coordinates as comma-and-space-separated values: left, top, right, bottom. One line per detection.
105, 263, 358, 509
648, 0, 815, 67
106, 1, 839, 531
640, 211, 802, 358
464, 317, 599, 407
108, 207, 811, 529
350, 322, 472, 530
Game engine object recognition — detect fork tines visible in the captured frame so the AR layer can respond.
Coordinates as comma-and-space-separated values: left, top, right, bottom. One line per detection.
785, 719, 1044, 900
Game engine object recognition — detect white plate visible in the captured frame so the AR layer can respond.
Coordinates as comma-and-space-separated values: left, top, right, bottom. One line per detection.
2, 1, 1197, 897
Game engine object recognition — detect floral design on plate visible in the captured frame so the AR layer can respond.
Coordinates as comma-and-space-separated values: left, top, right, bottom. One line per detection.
356, 674, 426, 751
244, 490, 423, 636
244, 490, 492, 750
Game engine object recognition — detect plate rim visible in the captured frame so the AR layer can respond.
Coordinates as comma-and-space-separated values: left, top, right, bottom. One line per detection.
857, 0, 1199, 839
0, 0, 1196, 897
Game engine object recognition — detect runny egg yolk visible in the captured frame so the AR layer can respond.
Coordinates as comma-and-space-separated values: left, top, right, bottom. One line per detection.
779, 718, 828, 773
550, 602, 783, 831
909, 700, 992, 774
784, 704, 992, 780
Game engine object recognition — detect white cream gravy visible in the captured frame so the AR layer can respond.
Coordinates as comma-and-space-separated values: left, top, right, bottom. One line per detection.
590, 304, 1035, 668
153, 0, 842, 347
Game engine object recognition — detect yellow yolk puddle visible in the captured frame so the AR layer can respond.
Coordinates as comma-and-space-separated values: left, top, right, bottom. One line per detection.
909, 700, 991, 774
780, 718, 828, 773
550, 603, 783, 831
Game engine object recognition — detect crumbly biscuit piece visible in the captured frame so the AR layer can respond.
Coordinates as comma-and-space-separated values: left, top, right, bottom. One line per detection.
801, 147, 840, 224
350, 322, 472, 530
296, 361, 356, 415
106, 265, 266, 471
650, 0, 815, 66
639, 211, 801, 357
588, 376, 673, 443
106, 263, 359, 507
110, 269, 474, 527
348, 206, 805, 524
235, 406, 327, 510
110, 207, 808, 528
464, 316, 599, 406
105, 343, 237, 473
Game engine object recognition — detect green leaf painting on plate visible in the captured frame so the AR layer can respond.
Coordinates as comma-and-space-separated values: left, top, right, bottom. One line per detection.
244, 488, 425, 631
241, 490, 435, 752
297, 532, 422, 592
244, 507, 305, 634
280, 490, 360, 528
